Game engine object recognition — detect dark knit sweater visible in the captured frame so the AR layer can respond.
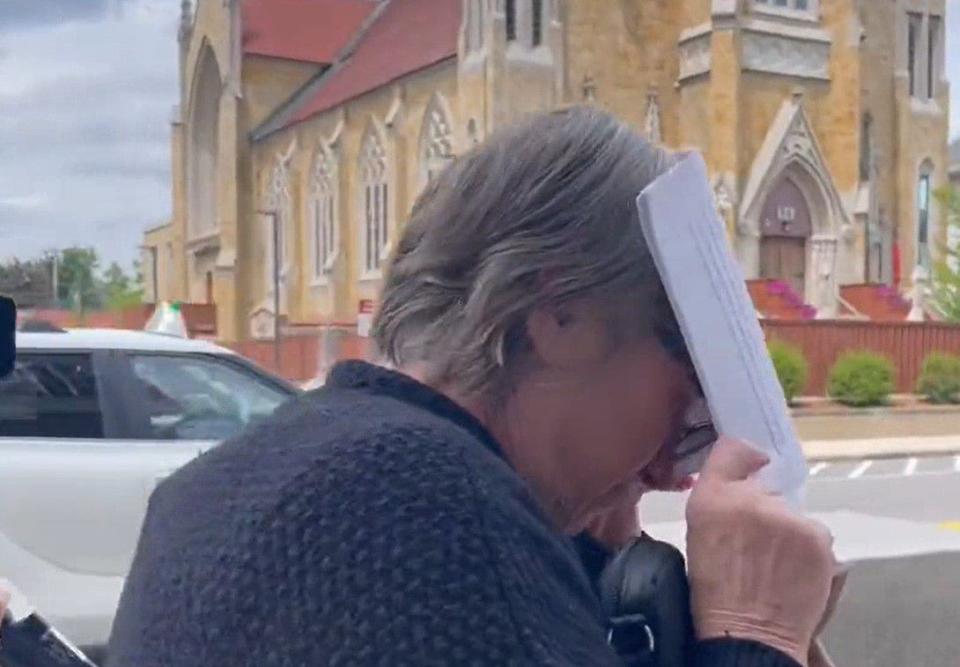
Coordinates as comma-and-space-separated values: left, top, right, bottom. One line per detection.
108, 361, 798, 666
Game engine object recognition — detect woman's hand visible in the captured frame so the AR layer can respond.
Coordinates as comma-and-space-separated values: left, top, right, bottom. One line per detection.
686, 437, 838, 667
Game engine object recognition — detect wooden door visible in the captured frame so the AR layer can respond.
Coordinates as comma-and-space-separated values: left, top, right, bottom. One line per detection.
760, 237, 807, 296
759, 176, 812, 298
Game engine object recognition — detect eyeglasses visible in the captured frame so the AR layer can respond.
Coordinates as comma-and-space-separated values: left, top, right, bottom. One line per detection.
671, 397, 717, 477
656, 324, 717, 475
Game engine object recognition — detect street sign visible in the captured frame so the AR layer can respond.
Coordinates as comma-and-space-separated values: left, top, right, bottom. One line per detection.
357, 299, 375, 338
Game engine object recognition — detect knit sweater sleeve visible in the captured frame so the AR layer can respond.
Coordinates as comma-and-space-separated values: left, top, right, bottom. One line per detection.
198, 424, 622, 666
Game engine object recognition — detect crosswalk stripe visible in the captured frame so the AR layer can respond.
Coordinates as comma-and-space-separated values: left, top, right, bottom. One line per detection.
848, 460, 873, 479
903, 457, 918, 476
955, 456, 960, 473
809, 462, 828, 476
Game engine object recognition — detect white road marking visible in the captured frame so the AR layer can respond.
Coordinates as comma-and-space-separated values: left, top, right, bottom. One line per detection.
809, 462, 828, 476
811, 469, 957, 483
903, 457, 918, 476
955, 455, 960, 473
848, 460, 873, 479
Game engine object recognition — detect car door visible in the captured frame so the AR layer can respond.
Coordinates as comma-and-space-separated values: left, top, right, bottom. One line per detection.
0, 349, 294, 582
111, 350, 295, 537
0, 349, 158, 578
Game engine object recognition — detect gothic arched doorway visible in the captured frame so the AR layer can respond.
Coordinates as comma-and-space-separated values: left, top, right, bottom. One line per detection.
187, 46, 221, 238
759, 176, 812, 296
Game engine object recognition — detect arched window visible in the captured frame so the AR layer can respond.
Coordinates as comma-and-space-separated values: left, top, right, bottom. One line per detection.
187, 47, 221, 237
532, 0, 544, 47
421, 100, 453, 187
917, 161, 934, 269
505, 0, 517, 41
359, 129, 389, 276
310, 147, 338, 280
859, 112, 873, 181
752, 0, 817, 18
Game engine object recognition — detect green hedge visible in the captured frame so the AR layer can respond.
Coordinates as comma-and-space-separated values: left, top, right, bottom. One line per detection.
917, 352, 960, 404
828, 352, 895, 407
768, 340, 808, 405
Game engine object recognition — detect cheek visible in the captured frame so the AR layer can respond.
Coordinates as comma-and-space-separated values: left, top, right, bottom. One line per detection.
591, 351, 688, 471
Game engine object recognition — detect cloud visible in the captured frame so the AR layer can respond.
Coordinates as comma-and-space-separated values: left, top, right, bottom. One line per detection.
0, 0, 179, 267
0, 0, 113, 32
0, 193, 48, 212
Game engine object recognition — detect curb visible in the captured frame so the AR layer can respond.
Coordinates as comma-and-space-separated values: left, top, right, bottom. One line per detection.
802, 436, 960, 462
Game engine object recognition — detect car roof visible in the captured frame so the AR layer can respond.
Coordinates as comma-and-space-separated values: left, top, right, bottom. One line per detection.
15, 329, 235, 355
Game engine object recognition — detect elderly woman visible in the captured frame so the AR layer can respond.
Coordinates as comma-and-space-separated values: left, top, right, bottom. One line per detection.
104, 108, 834, 666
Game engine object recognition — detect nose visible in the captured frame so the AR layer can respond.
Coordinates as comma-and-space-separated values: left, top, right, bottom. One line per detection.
639, 446, 679, 491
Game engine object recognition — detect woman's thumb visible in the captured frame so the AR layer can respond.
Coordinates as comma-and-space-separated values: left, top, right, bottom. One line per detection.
699, 437, 769, 482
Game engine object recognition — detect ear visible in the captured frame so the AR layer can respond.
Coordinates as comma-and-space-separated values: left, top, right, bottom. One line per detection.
525, 301, 607, 370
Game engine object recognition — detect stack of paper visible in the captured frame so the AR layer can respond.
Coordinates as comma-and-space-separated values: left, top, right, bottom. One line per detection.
636, 152, 807, 506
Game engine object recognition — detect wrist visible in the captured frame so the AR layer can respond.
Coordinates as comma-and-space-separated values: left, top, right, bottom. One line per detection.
696, 610, 810, 667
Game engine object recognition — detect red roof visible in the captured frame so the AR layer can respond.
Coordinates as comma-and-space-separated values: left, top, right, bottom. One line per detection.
242, 0, 378, 65
283, 0, 461, 127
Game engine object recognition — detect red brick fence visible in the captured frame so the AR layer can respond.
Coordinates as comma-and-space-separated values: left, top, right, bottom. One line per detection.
224, 320, 960, 395
763, 320, 960, 395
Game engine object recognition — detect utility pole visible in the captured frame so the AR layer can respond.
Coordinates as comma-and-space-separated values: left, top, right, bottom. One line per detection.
258, 210, 282, 371
50, 251, 58, 307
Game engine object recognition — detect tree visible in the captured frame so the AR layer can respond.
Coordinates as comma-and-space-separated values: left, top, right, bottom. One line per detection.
931, 185, 960, 321
57, 246, 102, 312
102, 261, 144, 311
0, 256, 56, 308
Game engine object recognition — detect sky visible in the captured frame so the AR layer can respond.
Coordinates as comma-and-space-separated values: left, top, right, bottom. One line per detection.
0, 0, 958, 270
0, 0, 179, 269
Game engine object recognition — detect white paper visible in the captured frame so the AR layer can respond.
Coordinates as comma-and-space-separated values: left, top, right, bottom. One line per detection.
636, 152, 807, 505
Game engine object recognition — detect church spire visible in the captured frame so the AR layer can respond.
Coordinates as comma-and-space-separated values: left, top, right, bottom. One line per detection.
179, 0, 193, 43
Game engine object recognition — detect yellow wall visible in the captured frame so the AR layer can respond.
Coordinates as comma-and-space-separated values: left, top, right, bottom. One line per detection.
738, 76, 832, 188
142, 224, 174, 303
243, 56, 322, 130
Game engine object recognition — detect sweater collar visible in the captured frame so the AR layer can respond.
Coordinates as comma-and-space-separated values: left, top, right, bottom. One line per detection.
326, 360, 506, 459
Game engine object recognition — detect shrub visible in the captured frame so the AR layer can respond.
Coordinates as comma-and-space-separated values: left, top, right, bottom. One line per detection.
828, 352, 895, 407
768, 340, 808, 405
917, 352, 960, 404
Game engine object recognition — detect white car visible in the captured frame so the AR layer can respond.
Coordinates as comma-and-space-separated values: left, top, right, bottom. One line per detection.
0, 329, 297, 655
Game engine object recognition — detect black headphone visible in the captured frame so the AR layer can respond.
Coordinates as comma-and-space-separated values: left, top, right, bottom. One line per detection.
599, 533, 695, 667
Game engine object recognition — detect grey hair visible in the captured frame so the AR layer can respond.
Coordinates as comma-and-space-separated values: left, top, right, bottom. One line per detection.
373, 106, 678, 397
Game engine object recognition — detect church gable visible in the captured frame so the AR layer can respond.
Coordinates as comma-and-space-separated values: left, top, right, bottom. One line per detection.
739, 93, 851, 239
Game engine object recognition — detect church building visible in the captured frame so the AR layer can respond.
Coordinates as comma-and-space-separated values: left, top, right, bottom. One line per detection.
143, 0, 951, 342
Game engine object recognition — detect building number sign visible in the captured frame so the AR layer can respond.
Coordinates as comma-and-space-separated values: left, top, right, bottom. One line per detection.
777, 206, 796, 222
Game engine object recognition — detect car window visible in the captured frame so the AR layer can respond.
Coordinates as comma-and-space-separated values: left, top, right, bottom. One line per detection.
0, 353, 104, 439
129, 354, 290, 441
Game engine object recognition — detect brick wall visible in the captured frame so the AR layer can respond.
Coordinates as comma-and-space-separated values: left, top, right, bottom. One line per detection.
763, 319, 960, 395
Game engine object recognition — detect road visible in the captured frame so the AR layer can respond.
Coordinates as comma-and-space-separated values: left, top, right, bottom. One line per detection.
641, 455, 960, 667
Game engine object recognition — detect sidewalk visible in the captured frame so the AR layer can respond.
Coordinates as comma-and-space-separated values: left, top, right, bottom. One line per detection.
792, 404, 960, 456
802, 435, 960, 461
